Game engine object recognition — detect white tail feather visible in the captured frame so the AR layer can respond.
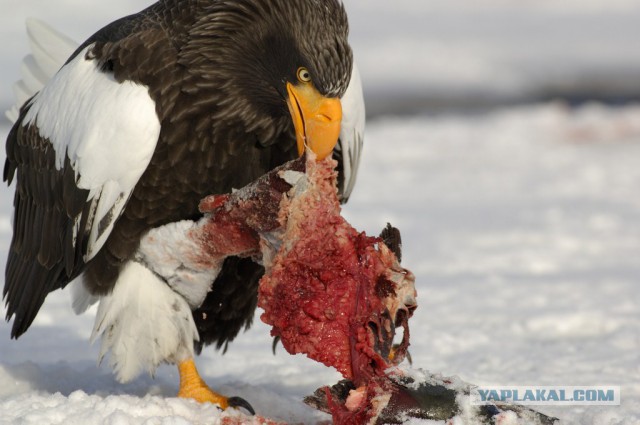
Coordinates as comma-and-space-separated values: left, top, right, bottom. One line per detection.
92, 262, 198, 383
26, 18, 78, 75
6, 18, 78, 123
69, 276, 99, 315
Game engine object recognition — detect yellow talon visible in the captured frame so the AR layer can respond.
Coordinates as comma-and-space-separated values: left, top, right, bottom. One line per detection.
177, 358, 229, 408
177, 358, 255, 414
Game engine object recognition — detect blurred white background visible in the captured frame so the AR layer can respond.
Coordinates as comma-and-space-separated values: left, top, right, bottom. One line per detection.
2, 0, 640, 117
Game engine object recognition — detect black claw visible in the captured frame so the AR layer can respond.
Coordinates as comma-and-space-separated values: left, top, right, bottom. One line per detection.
272, 335, 281, 355
379, 223, 402, 262
228, 396, 256, 416
405, 349, 413, 366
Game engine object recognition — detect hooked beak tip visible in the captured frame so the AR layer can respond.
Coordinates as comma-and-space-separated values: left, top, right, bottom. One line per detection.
287, 82, 342, 160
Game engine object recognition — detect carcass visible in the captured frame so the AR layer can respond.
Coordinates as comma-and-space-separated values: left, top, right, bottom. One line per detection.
137, 152, 556, 424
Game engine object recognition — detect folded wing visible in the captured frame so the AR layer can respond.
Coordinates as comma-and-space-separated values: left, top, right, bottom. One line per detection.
3, 34, 160, 337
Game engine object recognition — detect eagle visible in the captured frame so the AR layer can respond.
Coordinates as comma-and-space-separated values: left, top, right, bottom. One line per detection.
3, 0, 364, 413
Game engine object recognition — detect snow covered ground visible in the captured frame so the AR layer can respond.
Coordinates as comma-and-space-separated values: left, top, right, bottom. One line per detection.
2, 103, 639, 424
1, 1, 640, 424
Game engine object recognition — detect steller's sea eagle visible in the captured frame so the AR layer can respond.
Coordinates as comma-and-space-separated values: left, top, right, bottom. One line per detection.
3, 0, 364, 412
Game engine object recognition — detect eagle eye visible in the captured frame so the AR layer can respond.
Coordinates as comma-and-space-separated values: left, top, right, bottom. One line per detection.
297, 67, 312, 83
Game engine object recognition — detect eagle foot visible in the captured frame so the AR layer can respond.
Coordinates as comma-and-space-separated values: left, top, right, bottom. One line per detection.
177, 358, 255, 415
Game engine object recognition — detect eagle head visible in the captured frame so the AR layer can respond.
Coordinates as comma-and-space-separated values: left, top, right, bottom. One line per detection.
184, 0, 354, 159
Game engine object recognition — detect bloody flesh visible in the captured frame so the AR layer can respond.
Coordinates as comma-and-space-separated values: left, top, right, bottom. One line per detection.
257, 155, 417, 424
195, 153, 416, 424
258, 157, 415, 384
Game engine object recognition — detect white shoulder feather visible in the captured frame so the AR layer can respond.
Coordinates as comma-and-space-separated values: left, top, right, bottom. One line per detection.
22, 44, 161, 261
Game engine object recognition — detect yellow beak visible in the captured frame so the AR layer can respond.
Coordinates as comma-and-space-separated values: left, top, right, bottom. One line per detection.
286, 82, 342, 160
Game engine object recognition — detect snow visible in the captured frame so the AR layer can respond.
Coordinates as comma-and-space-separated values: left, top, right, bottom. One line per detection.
1, 1, 640, 424
2, 102, 639, 424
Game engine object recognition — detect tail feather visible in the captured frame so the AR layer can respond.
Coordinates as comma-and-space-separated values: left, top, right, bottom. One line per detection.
7, 82, 30, 124
6, 18, 78, 123
19, 56, 50, 96
25, 18, 77, 76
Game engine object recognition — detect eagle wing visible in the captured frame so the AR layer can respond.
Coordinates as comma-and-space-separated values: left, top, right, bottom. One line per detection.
3, 21, 161, 338
335, 62, 365, 203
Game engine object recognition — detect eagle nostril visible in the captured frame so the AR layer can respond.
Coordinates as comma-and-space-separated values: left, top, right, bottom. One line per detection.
316, 112, 337, 123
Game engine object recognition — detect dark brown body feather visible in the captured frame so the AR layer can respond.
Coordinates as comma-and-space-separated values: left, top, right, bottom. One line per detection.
4, 0, 352, 350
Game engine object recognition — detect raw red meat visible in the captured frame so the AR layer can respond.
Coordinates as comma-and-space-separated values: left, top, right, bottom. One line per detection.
258, 154, 417, 376
194, 153, 417, 424
195, 156, 306, 262
257, 154, 417, 424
